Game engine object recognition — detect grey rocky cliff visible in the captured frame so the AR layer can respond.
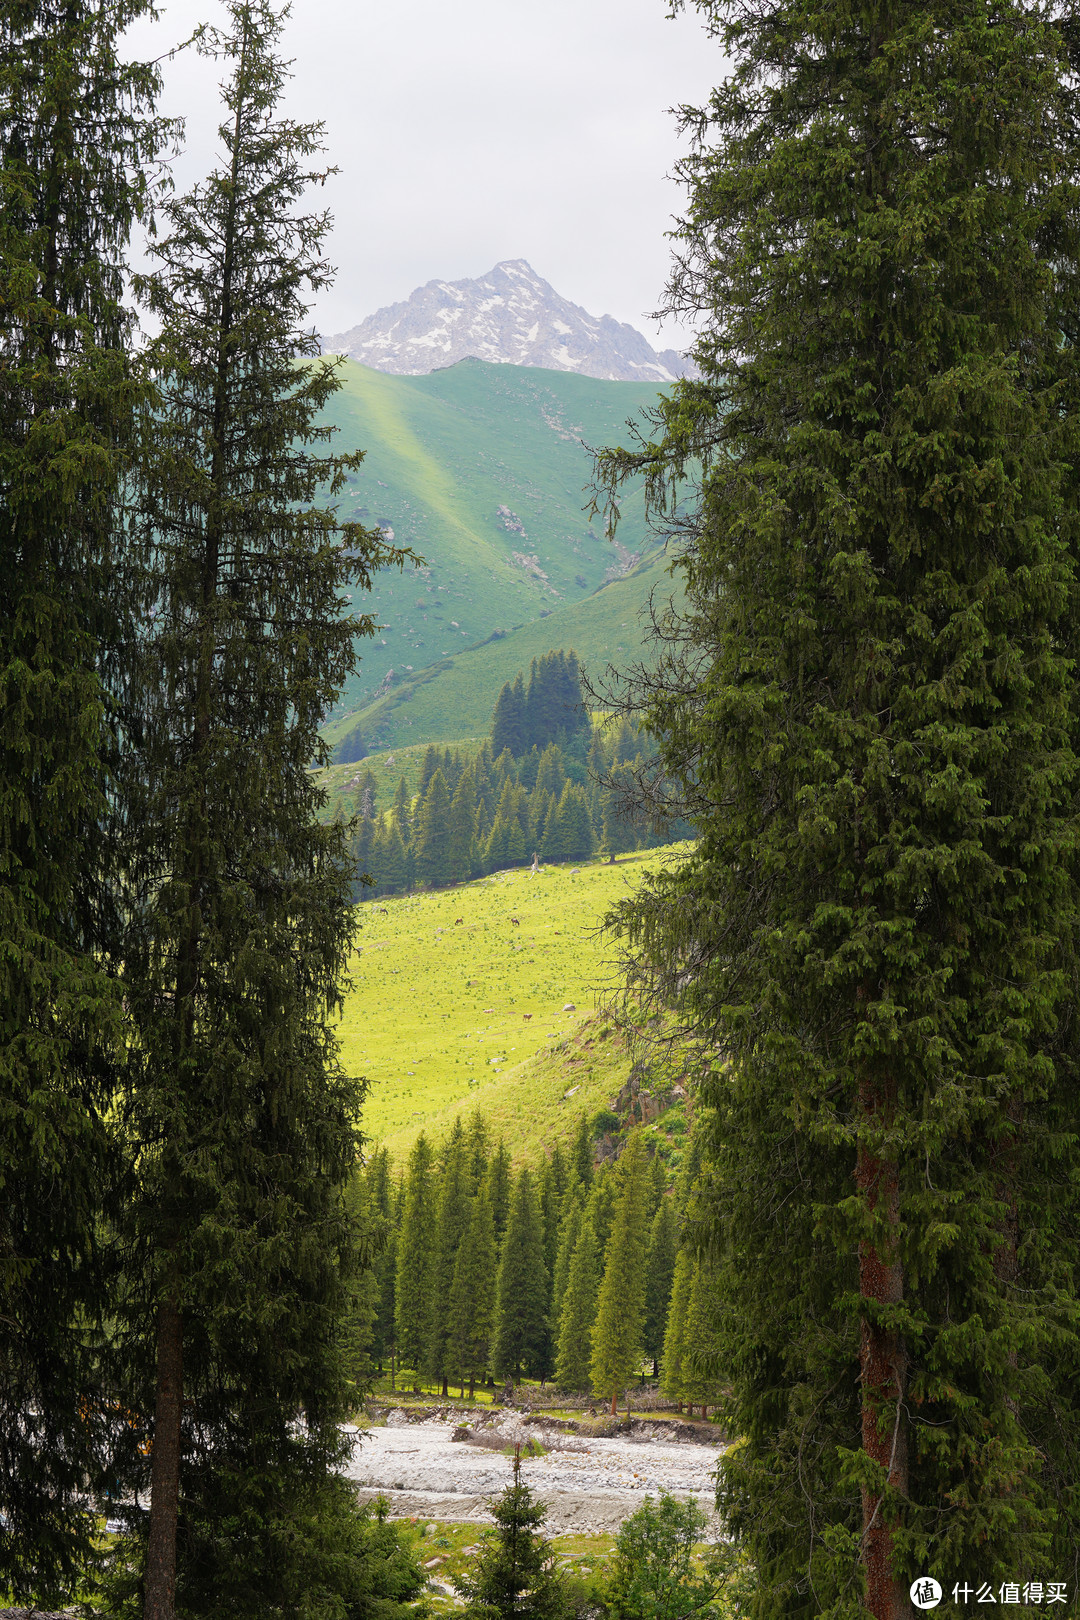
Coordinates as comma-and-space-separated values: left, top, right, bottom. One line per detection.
324, 259, 696, 384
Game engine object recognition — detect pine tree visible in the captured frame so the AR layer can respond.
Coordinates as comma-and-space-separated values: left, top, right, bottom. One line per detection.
590, 1135, 649, 1412
394, 1134, 436, 1376
681, 1258, 724, 1420
660, 1249, 693, 1414
454, 1452, 568, 1620
643, 1197, 678, 1379
541, 781, 594, 864
447, 766, 477, 884
491, 673, 527, 759
390, 775, 412, 845
585, 1162, 617, 1255
569, 1113, 594, 1192
539, 1144, 569, 1286
0, 1, 165, 1598
414, 768, 452, 888
646, 1149, 666, 1221
600, 762, 641, 861
417, 744, 440, 799
596, 0, 1080, 1599
473, 741, 496, 828
484, 814, 511, 875
349, 803, 375, 902
425, 1119, 471, 1394
120, 6, 404, 1614
535, 743, 567, 802
551, 1197, 583, 1327
371, 820, 407, 897
492, 1168, 550, 1383
365, 1151, 398, 1375
554, 1216, 599, 1394
448, 1183, 498, 1398
487, 1140, 513, 1241
466, 1107, 490, 1192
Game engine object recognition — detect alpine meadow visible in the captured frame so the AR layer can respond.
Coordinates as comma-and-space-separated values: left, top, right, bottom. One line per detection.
2, 0, 1080, 1617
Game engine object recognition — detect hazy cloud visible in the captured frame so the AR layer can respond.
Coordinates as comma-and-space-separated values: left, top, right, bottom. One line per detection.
124, 0, 726, 351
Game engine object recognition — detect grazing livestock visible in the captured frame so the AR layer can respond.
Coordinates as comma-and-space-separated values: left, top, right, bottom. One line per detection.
510, 916, 520, 926
377, 906, 389, 914
455, 917, 464, 925
523, 1013, 532, 1021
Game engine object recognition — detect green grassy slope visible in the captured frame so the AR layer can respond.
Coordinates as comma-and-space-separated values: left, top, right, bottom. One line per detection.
320, 358, 669, 726
338, 848, 691, 1163
324, 548, 680, 756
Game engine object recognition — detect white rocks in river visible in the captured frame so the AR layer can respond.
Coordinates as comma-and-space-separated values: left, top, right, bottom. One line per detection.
341, 1415, 723, 1534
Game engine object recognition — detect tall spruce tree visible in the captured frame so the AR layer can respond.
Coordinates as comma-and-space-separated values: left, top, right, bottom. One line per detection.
414, 768, 452, 888
643, 1196, 678, 1379
121, 7, 404, 1615
365, 1151, 398, 1375
425, 1119, 471, 1394
597, 0, 1080, 1605
0, 2, 165, 1598
554, 1215, 599, 1394
492, 1168, 550, 1384
551, 1196, 583, 1327
590, 1135, 649, 1412
448, 1182, 498, 1398
491, 673, 527, 759
487, 1139, 513, 1241
660, 1249, 693, 1415
395, 1133, 436, 1376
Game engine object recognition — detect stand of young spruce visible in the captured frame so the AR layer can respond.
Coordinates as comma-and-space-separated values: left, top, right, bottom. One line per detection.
118, 5, 406, 1617
0, 0, 166, 1600
596, 0, 1080, 1610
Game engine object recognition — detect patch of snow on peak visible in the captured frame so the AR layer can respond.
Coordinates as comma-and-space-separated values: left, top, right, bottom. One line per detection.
324, 261, 699, 383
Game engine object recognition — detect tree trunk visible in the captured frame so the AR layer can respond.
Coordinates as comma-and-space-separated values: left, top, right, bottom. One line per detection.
144, 1295, 183, 1620
856, 1073, 909, 1620
609, 1391, 617, 1416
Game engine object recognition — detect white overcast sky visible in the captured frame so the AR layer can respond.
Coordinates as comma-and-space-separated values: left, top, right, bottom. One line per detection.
123, 0, 726, 351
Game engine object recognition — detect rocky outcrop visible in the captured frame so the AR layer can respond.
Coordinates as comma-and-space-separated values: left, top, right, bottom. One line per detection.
324, 260, 697, 384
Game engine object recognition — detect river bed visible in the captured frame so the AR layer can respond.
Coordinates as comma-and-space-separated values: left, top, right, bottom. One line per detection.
341, 1411, 724, 1535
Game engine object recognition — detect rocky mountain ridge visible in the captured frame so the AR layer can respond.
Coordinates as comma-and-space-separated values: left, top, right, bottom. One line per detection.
324, 259, 695, 384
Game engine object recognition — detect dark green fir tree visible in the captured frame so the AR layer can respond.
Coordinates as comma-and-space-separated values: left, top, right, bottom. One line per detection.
119, 7, 406, 1616
487, 1139, 513, 1241
448, 1182, 498, 1398
590, 1135, 649, 1413
492, 1168, 550, 1384
447, 766, 477, 883
395, 1133, 437, 1377
643, 1195, 678, 1379
597, 0, 1080, 1604
454, 1452, 568, 1620
0, 0, 166, 1599
425, 1119, 471, 1394
550, 1195, 583, 1327
491, 672, 527, 759
414, 768, 452, 888
554, 1215, 599, 1395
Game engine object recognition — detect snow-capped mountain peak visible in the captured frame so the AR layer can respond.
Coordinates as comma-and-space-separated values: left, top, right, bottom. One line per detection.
324, 260, 694, 384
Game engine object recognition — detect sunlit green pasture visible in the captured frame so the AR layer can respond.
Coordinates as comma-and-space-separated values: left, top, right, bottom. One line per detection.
337, 848, 685, 1161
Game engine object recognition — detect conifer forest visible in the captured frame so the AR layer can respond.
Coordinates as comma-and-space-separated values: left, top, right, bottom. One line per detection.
4, 0, 1080, 1617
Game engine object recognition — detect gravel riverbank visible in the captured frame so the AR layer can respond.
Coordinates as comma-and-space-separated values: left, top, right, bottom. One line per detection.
341, 1409, 724, 1535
